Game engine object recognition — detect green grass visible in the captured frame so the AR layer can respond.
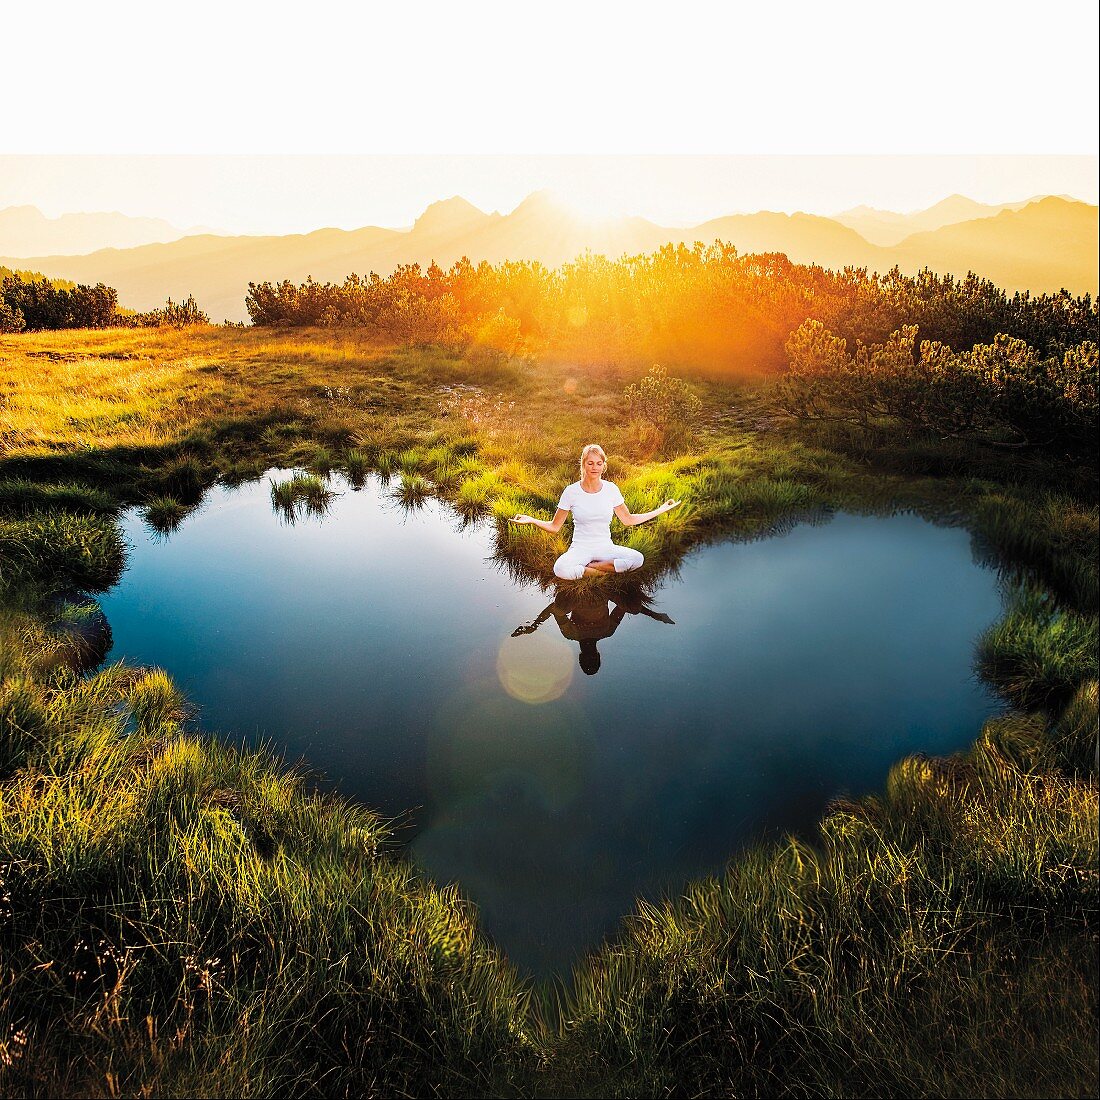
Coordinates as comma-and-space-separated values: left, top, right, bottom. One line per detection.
374, 449, 398, 479
0, 511, 127, 599
341, 447, 371, 487
0, 478, 118, 515
455, 469, 503, 518
305, 443, 338, 475
1054, 679, 1100, 777
154, 452, 210, 501
977, 585, 1099, 711
972, 491, 1099, 611
396, 472, 431, 507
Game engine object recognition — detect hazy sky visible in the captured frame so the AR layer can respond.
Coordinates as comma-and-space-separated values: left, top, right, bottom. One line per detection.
4, 2, 1097, 234
2, 156, 1096, 236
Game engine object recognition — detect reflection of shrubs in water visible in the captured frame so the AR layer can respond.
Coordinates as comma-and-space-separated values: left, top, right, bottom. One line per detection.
0, 511, 127, 595
143, 495, 190, 535
220, 461, 268, 488
719, 502, 835, 543
970, 492, 1098, 612
50, 598, 113, 671
269, 474, 336, 522
156, 453, 209, 504
976, 585, 1098, 712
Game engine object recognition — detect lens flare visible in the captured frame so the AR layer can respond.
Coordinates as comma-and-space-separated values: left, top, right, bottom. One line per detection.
425, 692, 590, 814
497, 632, 574, 704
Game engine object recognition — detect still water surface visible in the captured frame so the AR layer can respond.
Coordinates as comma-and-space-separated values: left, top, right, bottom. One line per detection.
98, 475, 1005, 977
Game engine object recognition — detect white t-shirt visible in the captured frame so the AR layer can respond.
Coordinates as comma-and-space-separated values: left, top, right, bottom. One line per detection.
557, 480, 625, 543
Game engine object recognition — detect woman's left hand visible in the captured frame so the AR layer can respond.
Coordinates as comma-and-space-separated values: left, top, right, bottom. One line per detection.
661, 499, 682, 513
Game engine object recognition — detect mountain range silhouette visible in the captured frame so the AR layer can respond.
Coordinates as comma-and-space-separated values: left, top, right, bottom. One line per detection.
1, 192, 1094, 322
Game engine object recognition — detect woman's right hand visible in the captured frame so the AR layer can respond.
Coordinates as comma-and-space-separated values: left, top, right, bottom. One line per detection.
511, 514, 533, 524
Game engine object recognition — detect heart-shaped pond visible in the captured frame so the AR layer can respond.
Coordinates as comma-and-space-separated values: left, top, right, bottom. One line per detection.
97, 474, 1005, 978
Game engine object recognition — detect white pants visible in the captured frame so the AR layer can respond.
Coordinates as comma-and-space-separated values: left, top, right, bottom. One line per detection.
553, 540, 645, 580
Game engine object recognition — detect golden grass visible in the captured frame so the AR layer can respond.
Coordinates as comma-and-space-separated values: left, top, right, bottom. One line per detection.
0, 328, 408, 457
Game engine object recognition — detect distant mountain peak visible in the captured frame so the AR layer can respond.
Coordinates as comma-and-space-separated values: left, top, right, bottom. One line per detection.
514, 188, 556, 207
1029, 193, 1081, 207
0, 204, 46, 220
0, 204, 191, 257
922, 193, 987, 213
509, 189, 577, 218
412, 196, 488, 235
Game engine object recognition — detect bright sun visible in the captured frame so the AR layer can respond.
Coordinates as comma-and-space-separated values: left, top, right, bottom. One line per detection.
548, 186, 628, 224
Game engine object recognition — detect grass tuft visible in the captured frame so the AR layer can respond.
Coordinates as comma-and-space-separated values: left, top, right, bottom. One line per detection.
395, 473, 431, 507
143, 494, 190, 535
341, 447, 371, 486
976, 585, 1099, 711
269, 474, 336, 522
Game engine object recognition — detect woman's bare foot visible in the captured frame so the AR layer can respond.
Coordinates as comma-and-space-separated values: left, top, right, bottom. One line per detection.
583, 560, 617, 576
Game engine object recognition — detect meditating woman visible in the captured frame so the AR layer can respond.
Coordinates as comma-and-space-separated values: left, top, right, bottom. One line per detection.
510, 443, 680, 579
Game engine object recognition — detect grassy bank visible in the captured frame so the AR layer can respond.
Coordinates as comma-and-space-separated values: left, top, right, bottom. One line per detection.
1, 326, 1097, 1096
551, 700, 1098, 1098
0, 612, 536, 1097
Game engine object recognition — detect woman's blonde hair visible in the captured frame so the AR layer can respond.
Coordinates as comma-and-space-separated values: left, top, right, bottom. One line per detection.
579, 443, 607, 475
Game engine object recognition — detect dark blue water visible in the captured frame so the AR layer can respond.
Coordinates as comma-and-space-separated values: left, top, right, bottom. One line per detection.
98, 473, 1005, 977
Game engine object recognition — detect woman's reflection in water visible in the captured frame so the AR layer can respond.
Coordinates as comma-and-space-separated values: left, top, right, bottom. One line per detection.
512, 587, 675, 675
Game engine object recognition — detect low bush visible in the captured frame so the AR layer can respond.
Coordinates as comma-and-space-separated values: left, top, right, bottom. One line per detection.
777, 321, 1098, 461
623, 365, 702, 446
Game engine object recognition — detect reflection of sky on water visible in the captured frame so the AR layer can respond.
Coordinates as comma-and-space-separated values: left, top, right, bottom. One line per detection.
99, 474, 1005, 978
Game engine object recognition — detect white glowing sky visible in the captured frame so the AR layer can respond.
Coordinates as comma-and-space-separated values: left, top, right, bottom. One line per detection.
4, 2, 1097, 234
2, 156, 1095, 237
